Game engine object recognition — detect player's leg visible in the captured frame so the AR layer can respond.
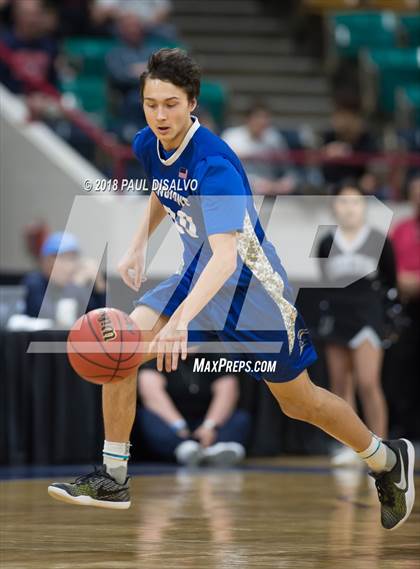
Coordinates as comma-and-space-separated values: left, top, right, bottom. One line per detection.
101, 305, 168, 480
351, 339, 387, 438
266, 370, 371, 451
48, 305, 168, 509
265, 370, 415, 530
102, 305, 168, 444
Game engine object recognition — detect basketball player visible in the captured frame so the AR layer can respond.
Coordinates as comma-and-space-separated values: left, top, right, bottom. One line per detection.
48, 49, 415, 530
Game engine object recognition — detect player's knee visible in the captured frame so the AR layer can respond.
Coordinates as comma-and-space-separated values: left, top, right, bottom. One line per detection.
278, 398, 311, 422
278, 386, 323, 423
358, 378, 381, 399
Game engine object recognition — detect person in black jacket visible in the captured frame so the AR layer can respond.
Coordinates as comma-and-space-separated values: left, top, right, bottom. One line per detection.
317, 181, 397, 465
136, 355, 251, 467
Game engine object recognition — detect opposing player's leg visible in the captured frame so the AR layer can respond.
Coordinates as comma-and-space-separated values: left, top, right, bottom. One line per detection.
351, 339, 387, 438
265, 370, 415, 530
324, 343, 355, 408
48, 305, 168, 509
325, 344, 360, 466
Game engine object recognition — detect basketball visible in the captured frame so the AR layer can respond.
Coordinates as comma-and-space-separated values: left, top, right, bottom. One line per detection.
67, 308, 143, 384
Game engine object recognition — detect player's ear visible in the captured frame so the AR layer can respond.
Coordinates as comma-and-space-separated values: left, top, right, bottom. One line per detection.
189, 98, 197, 112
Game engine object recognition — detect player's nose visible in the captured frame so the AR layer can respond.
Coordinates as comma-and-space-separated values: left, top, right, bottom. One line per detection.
156, 107, 167, 121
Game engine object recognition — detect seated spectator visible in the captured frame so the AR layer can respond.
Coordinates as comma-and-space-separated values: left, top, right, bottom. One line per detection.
106, 10, 154, 136
0, 0, 58, 94
48, 0, 97, 38
359, 162, 393, 201
222, 103, 297, 195
22, 232, 106, 321
136, 356, 251, 466
106, 12, 154, 95
92, 0, 175, 39
321, 103, 377, 185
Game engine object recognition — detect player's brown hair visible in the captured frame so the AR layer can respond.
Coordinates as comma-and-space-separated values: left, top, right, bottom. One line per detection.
140, 48, 201, 102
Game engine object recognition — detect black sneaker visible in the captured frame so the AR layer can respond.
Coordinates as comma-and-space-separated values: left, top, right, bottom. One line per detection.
370, 438, 415, 530
48, 466, 131, 510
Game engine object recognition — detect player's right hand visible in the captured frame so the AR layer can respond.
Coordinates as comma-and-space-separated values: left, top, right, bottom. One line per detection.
117, 249, 146, 292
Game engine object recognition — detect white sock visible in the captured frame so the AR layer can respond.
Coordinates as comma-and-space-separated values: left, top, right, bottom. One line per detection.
103, 440, 130, 484
357, 435, 397, 473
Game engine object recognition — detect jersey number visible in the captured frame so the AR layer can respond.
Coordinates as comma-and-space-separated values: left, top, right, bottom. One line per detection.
164, 206, 198, 239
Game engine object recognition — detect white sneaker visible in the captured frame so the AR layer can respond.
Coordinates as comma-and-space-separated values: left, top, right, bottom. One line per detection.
175, 440, 204, 466
202, 442, 245, 467
331, 446, 362, 468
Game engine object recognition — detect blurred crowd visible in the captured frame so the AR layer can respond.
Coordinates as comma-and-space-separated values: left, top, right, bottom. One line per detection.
1, 0, 419, 199
0, 0, 177, 160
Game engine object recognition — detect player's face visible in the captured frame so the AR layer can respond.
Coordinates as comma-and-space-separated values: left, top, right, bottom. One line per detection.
333, 188, 366, 230
143, 78, 197, 150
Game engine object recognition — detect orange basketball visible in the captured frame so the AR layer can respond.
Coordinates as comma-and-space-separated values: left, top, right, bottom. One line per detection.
67, 308, 143, 384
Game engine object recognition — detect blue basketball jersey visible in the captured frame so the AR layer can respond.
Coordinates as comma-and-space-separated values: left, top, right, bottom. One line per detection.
132, 117, 317, 381
133, 118, 291, 291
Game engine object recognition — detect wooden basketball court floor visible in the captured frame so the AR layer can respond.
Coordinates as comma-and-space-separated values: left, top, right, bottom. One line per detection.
1, 457, 419, 569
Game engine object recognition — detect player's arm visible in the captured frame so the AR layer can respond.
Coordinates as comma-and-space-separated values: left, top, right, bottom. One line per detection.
150, 231, 238, 372
174, 231, 238, 325
118, 192, 166, 291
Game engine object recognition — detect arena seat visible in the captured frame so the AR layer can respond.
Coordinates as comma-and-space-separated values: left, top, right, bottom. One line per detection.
60, 76, 108, 122
330, 11, 399, 57
198, 80, 228, 127
63, 37, 117, 76
362, 47, 420, 113
400, 14, 420, 46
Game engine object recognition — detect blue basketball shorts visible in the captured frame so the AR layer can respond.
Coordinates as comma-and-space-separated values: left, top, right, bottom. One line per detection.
135, 273, 317, 383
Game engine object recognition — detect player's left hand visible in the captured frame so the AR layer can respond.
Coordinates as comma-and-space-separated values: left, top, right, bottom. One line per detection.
149, 315, 188, 373
193, 424, 217, 448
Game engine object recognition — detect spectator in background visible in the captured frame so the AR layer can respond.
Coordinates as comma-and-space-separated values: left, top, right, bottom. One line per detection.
359, 162, 393, 201
0, 0, 58, 94
91, 0, 175, 39
106, 10, 154, 138
106, 11, 154, 96
388, 175, 420, 438
222, 103, 296, 195
317, 181, 397, 466
137, 357, 251, 467
322, 104, 377, 185
391, 175, 420, 304
47, 0, 97, 38
22, 232, 106, 321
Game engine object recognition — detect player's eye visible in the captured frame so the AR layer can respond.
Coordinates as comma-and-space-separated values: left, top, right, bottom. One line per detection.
167, 103, 178, 108
145, 103, 156, 109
